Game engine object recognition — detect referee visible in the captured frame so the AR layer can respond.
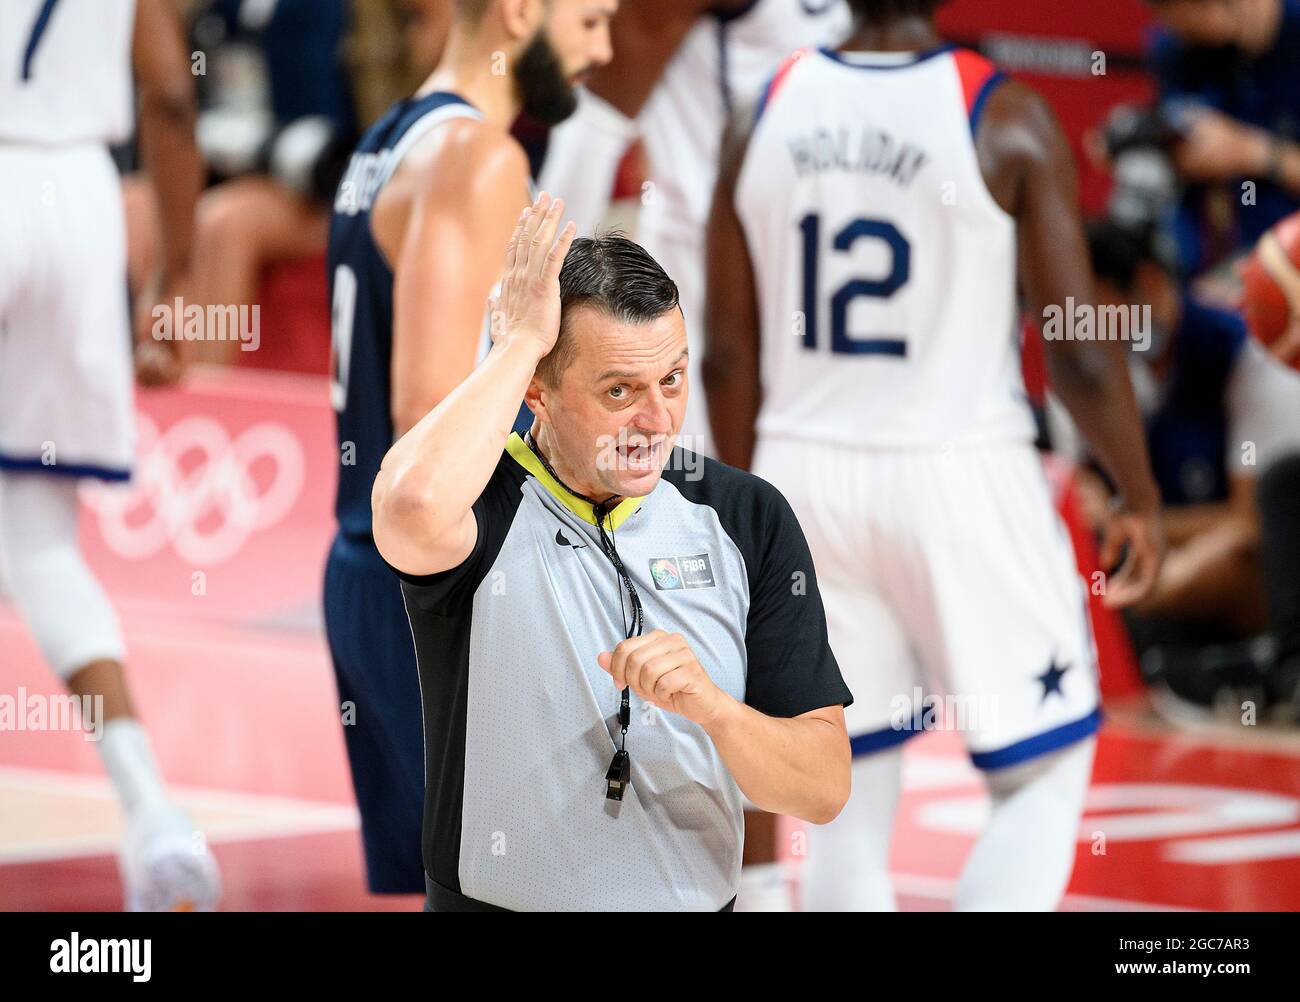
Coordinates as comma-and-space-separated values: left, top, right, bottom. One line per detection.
373, 194, 852, 912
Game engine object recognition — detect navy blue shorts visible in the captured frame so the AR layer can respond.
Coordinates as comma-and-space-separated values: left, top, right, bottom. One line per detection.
324, 533, 424, 894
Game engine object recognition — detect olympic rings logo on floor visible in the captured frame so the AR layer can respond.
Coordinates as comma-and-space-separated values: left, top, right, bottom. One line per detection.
82, 414, 306, 566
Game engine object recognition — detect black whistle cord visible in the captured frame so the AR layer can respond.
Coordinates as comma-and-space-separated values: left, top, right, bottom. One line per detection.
525, 432, 643, 801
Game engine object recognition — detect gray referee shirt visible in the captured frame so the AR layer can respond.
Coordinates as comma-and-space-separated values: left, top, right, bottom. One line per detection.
394, 432, 851, 911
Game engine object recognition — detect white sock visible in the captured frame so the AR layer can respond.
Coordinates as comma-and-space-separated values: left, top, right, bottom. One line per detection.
98, 717, 170, 819
802, 747, 903, 911
953, 737, 1096, 911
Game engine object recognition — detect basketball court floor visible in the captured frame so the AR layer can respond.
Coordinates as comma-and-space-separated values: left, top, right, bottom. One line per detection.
3, 368, 1299, 912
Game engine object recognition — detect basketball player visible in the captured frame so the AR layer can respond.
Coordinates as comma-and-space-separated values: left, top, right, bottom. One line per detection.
0, 0, 217, 909
538, 0, 851, 910
705, 0, 1165, 910
325, 0, 615, 895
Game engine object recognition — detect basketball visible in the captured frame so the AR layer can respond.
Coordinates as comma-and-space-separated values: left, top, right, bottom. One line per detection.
1242, 210, 1300, 370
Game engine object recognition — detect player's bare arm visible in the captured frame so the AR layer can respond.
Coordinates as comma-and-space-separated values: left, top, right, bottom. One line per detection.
980, 80, 1166, 607
373, 120, 532, 435
539, 0, 729, 232
130, 0, 201, 386
372, 194, 576, 577
599, 628, 850, 824
703, 99, 762, 470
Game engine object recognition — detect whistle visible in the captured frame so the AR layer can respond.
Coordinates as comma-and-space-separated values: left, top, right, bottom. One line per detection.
605, 750, 630, 802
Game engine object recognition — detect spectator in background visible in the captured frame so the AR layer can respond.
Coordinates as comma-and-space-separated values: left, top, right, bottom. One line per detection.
1081, 220, 1300, 721
125, 0, 451, 365
1147, 0, 1300, 274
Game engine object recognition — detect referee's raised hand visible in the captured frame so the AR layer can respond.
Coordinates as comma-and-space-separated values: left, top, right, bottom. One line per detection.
489, 192, 577, 357
373, 192, 575, 580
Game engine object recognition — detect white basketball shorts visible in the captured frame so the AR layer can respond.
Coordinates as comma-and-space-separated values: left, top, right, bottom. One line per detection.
0, 144, 133, 481
754, 435, 1100, 770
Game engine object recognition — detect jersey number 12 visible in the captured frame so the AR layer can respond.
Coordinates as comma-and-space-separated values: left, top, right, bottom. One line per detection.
799, 213, 911, 356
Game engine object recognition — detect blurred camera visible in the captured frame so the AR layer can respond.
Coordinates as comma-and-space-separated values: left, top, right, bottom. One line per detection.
1099, 100, 1199, 231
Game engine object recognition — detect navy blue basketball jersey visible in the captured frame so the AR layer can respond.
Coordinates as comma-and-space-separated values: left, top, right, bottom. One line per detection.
328, 91, 481, 541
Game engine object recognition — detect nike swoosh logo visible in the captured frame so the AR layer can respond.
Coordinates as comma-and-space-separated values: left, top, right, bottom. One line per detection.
555, 528, 587, 550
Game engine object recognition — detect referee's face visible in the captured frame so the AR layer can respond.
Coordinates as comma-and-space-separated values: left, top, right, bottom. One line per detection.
539, 305, 688, 500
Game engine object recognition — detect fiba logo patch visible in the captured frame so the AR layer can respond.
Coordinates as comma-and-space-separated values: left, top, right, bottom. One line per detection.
649, 554, 715, 590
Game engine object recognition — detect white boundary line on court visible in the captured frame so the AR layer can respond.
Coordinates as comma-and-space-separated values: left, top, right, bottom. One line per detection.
0, 766, 359, 866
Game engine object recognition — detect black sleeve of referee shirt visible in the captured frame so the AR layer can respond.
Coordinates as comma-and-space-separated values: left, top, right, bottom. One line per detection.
737, 478, 853, 719
385, 451, 524, 616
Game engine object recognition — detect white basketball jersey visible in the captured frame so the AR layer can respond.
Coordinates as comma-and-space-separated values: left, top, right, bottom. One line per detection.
636, 0, 851, 453
736, 45, 1037, 450
0, 0, 136, 146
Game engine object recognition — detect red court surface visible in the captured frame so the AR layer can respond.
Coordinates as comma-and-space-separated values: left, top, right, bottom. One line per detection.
3, 369, 1300, 911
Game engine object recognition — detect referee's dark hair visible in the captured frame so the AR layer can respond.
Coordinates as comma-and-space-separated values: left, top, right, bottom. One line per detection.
538, 232, 681, 386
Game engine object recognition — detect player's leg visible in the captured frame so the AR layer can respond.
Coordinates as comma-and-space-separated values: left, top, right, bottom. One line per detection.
801, 579, 915, 912
803, 742, 905, 912
953, 736, 1095, 911
0, 470, 220, 910
187, 176, 330, 364
324, 535, 426, 895
753, 438, 917, 912
0, 473, 131, 690
918, 444, 1100, 911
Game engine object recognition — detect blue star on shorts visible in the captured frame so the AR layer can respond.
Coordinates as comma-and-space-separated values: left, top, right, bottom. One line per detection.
1036, 656, 1070, 702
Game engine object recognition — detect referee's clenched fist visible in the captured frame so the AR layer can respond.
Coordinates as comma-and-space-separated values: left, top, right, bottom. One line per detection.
598, 629, 729, 727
